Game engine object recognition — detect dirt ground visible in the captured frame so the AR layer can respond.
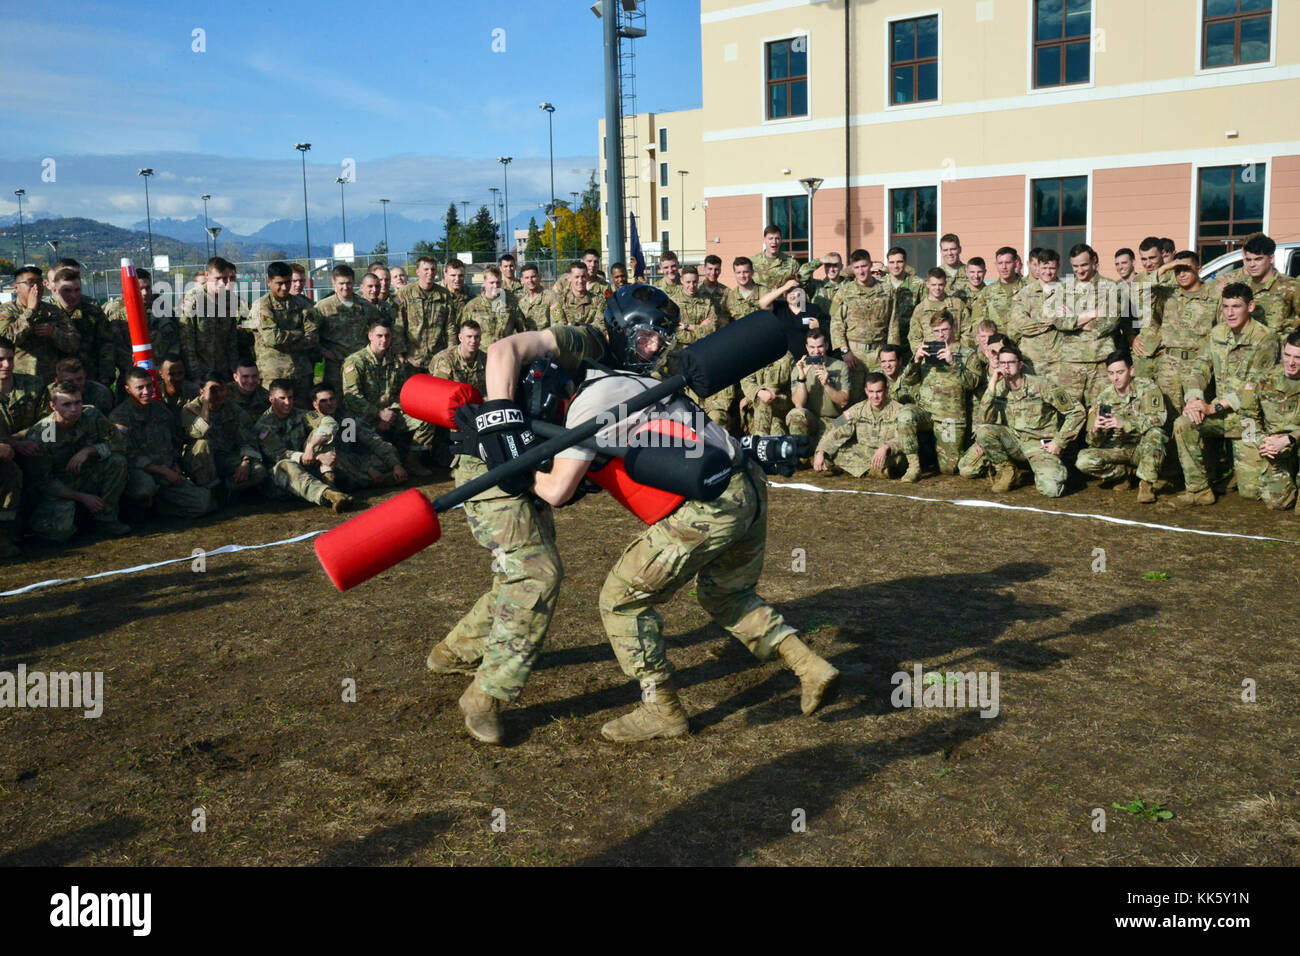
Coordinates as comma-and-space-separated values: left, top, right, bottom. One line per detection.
2, 469, 1298, 867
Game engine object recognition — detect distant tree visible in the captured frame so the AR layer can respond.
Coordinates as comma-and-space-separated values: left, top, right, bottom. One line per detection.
0, 257, 15, 275
438, 203, 461, 259
525, 218, 543, 260
465, 206, 497, 260
371, 240, 388, 257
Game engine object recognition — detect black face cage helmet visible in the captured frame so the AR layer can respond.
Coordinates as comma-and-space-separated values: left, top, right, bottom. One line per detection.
602, 283, 681, 373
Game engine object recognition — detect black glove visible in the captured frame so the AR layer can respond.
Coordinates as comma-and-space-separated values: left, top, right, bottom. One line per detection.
740, 434, 808, 477
454, 400, 540, 496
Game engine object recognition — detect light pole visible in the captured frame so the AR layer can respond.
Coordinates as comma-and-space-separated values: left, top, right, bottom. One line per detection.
489, 187, 500, 253
295, 143, 312, 261
497, 156, 512, 257
677, 170, 690, 257
13, 189, 25, 263
201, 194, 212, 258
335, 176, 349, 244
379, 198, 391, 258
207, 226, 222, 259
540, 102, 556, 217
138, 168, 155, 266
799, 176, 823, 262
570, 192, 580, 260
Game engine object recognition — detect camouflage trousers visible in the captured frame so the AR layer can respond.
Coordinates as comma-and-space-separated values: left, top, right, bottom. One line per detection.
957, 443, 991, 479
910, 408, 967, 475
123, 466, 214, 518
973, 424, 1068, 497
845, 348, 884, 404
1076, 433, 1168, 484
1258, 444, 1299, 510
823, 437, 914, 479
1054, 362, 1108, 407
28, 453, 127, 543
785, 409, 837, 450
687, 385, 736, 431
264, 460, 331, 505
182, 441, 269, 493
0, 459, 21, 544
744, 394, 794, 435
1172, 414, 1261, 498
598, 460, 794, 688
1151, 353, 1196, 420
449, 496, 562, 704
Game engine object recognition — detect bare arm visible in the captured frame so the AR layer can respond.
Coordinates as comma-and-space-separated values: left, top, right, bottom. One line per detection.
485, 329, 559, 400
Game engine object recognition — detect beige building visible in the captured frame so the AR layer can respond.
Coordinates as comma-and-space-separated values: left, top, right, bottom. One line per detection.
599, 0, 1299, 275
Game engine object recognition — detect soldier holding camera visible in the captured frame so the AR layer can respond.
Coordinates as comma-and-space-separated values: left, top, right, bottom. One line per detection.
900, 311, 980, 475
787, 328, 851, 452
1075, 351, 1167, 503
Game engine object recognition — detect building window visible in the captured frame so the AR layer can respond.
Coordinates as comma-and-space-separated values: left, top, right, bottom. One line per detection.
1197, 163, 1266, 261
766, 37, 808, 119
889, 187, 938, 274
661, 230, 670, 250
1203, 0, 1271, 69
661, 196, 670, 220
1030, 176, 1088, 255
659, 163, 669, 188
767, 195, 809, 259
1033, 0, 1091, 88
659, 128, 668, 152
890, 16, 938, 105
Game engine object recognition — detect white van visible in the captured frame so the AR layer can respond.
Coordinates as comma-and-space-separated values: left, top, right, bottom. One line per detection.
1199, 242, 1300, 283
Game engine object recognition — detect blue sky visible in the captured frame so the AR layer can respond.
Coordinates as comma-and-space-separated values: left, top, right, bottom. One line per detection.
3, 0, 703, 234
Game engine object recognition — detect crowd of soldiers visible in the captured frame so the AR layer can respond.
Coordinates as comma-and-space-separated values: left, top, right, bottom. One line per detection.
2, 225, 1298, 562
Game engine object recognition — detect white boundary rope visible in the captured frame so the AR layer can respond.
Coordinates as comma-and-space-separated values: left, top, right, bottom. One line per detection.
769, 481, 1298, 544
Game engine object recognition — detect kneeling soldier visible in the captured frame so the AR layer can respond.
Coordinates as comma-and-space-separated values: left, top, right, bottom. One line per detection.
180, 372, 268, 502
813, 372, 921, 480
1076, 351, 1168, 503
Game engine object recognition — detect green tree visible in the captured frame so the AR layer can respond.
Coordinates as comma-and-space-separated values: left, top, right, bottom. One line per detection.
437, 203, 461, 260
412, 239, 439, 260
371, 240, 388, 257
466, 206, 497, 260
525, 218, 543, 261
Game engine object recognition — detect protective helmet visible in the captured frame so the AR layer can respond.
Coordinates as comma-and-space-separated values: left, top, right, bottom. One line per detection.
603, 283, 680, 373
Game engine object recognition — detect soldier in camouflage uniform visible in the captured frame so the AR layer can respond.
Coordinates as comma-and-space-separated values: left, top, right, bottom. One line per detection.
938, 234, 971, 300
1254, 333, 1300, 510
971, 247, 1026, 334
0, 267, 83, 384
109, 369, 214, 519
721, 257, 767, 325
429, 319, 488, 389
1054, 245, 1123, 407
1076, 352, 1168, 503
342, 320, 432, 475
497, 255, 522, 295
652, 252, 686, 305
180, 258, 246, 383
900, 312, 980, 476
251, 261, 321, 408
971, 344, 1085, 498
515, 264, 554, 331
740, 349, 794, 435
179, 373, 268, 499
884, 248, 926, 346
19, 383, 130, 541
442, 260, 472, 330
105, 268, 180, 387
0, 337, 48, 557
909, 268, 972, 353
460, 267, 526, 346
158, 359, 200, 427
358, 272, 392, 323
787, 328, 851, 452
392, 256, 455, 371
254, 379, 352, 512
878, 345, 917, 406
315, 264, 381, 389
227, 362, 270, 420
548, 262, 605, 333
1221, 235, 1300, 346
305, 383, 406, 490
1168, 284, 1280, 506
832, 251, 899, 385
808, 253, 848, 318
1007, 250, 1067, 383
814, 373, 918, 479
549, 250, 609, 298
752, 225, 818, 291
48, 358, 115, 412
48, 269, 114, 386
698, 255, 730, 318
1133, 252, 1220, 415
666, 267, 731, 428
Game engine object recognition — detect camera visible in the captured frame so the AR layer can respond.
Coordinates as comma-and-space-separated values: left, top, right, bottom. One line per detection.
1099, 404, 1113, 417
923, 341, 948, 366
804, 355, 825, 366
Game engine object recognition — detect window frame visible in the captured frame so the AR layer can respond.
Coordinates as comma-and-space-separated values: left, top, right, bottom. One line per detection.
887, 185, 940, 274
1027, 173, 1092, 257
1028, 0, 1096, 94
658, 127, 668, 153
1195, 0, 1276, 75
885, 11, 942, 110
762, 32, 811, 124
765, 193, 810, 261
1193, 161, 1269, 262
659, 162, 669, 188
661, 196, 670, 221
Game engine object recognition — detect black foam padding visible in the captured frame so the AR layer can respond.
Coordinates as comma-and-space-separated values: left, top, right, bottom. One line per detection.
678, 309, 788, 398
624, 444, 734, 502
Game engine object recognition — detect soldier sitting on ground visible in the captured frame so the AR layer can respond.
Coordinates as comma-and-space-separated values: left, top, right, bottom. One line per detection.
305, 382, 407, 491
180, 372, 268, 504
342, 318, 433, 477
787, 328, 851, 455
19, 381, 131, 542
227, 361, 270, 420
158, 357, 200, 426
813, 372, 921, 480
110, 368, 215, 520
48, 358, 115, 412
255, 378, 352, 513
1255, 332, 1300, 512
1076, 351, 1168, 504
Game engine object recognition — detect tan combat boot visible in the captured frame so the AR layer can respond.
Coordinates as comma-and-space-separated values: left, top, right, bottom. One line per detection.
459, 682, 506, 745
778, 636, 841, 714
321, 489, 354, 513
1165, 487, 1216, 508
1136, 480, 1156, 504
900, 454, 922, 483
600, 679, 690, 742
990, 462, 1018, 493
427, 640, 480, 674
